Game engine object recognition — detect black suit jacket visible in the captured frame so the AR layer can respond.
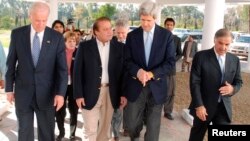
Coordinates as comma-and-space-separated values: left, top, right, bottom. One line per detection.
169, 35, 182, 75
189, 48, 242, 121
124, 25, 176, 104
73, 38, 124, 110
5, 25, 68, 110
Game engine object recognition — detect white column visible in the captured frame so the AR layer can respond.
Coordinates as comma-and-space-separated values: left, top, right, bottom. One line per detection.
156, 5, 162, 25
47, 0, 58, 27
201, 0, 225, 50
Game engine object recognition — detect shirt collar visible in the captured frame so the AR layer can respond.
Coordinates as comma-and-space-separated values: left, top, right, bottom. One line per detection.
31, 25, 45, 39
214, 47, 226, 59
143, 24, 155, 35
96, 38, 110, 47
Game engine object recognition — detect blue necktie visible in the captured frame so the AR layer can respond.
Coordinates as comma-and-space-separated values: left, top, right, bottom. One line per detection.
32, 32, 40, 67
144, 32, 152, 66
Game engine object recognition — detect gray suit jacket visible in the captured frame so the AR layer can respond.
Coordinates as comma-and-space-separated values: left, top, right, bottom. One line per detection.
189, 48, 242, 121
5, 25, 68, 110
182, 41, 198, 58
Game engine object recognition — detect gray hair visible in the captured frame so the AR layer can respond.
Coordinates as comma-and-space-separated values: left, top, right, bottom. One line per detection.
29, 2, 50, 16
214, 28, 233, 39
115, 19, 129, 29
139, 0, 158, 19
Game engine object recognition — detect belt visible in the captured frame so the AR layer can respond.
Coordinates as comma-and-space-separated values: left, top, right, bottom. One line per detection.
100, 83, 109, 87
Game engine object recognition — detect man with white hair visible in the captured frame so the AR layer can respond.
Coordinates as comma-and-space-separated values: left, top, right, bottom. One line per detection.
124, 0, 175, 140
5, 2, 67, 141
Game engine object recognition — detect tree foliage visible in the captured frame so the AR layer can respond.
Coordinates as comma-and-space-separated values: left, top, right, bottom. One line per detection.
93, 4, 116, 19
0, 1, 249, 33
161, 6, 203, 29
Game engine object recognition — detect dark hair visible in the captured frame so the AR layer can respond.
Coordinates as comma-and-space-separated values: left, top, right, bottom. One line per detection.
92, 17, 111, 36
52, 20, 65, 29
164, 18, 175, 26
214, 28, 232, 39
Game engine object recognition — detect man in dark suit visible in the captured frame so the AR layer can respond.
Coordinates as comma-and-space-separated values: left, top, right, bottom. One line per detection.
182, 35, 198, 72
73, 17, 127, 141
163, 17, 182, 120
124, 1, 175, 141
111, 19, 130, 141
188, 28, 243, 141
5, 2, 68, 141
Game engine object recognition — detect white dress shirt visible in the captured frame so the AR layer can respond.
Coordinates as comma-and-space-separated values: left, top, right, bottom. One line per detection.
96, 39, 110, 84
30, 25, 44, 50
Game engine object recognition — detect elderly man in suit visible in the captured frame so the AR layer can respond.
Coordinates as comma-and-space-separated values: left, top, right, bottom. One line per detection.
73, 17, 127, 141
124, 1, 175, 141
5, 2, 68, 141
188, 28, 243, 141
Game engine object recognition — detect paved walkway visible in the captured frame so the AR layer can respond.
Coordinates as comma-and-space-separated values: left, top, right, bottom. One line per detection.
0, 60, 192, 141
0, 93, 191, 141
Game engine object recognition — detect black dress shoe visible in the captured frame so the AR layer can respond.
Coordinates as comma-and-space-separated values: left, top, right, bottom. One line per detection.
56, 135, 64, 141
164, 113, 174, 120
122, 129, 129, 136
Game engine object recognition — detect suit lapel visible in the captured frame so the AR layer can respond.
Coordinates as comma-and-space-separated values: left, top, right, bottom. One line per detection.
148, 25, 159, 67
23, 25, 33, 67
208, 48, 221, 73
36, 27, 51, 68
108, 40, 115, 74
136, 27, 147, 67
90, 39, 101, 65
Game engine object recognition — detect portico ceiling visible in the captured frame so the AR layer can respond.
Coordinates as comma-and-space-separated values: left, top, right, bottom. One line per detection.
58, 0, 250, 5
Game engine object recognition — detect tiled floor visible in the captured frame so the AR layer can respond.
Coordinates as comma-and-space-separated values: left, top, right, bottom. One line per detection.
0, 60, 191, 141
0, 94, 191, 141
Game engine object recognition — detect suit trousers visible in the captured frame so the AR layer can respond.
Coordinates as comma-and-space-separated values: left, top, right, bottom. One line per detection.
181, 59, 192, 72
16, 94, 55, 141
189, 102, 230, 141
55, 85, 79, 137
111, 108, 122, 137
127, 85, 163, 141
164, 75, 176, 114
81, 87, 114, 141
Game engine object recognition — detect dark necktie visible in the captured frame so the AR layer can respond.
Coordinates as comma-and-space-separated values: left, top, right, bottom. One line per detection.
32, 32, 41, 67
218, 55, 224, 102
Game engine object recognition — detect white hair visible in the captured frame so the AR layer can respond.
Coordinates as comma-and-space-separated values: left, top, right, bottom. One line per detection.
139, 0, 159, 19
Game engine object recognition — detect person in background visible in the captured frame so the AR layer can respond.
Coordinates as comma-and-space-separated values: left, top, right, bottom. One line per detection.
74, 29, 82, 47
52, 20, 65, 34
163, 17, 182, 120
73, 17, 127, 141
84, 28, 95, 41
111, 19, 129, 141
181, 35, 198, 72
65, 19, 75, 32
55, 31, 79, 141
5, 2, 68, 141
0, 41, 6, 89
188, 28, 242, 141
124, 1, 175, 140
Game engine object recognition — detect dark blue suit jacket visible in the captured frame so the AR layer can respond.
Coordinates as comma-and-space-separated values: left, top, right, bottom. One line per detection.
189, 48, 242, 121
124, 25, 176, 104
5, 25, 68, 110
73, 38, 125, 110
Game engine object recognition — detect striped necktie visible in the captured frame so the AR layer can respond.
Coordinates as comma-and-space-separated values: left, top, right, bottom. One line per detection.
32, 32, 41, 67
